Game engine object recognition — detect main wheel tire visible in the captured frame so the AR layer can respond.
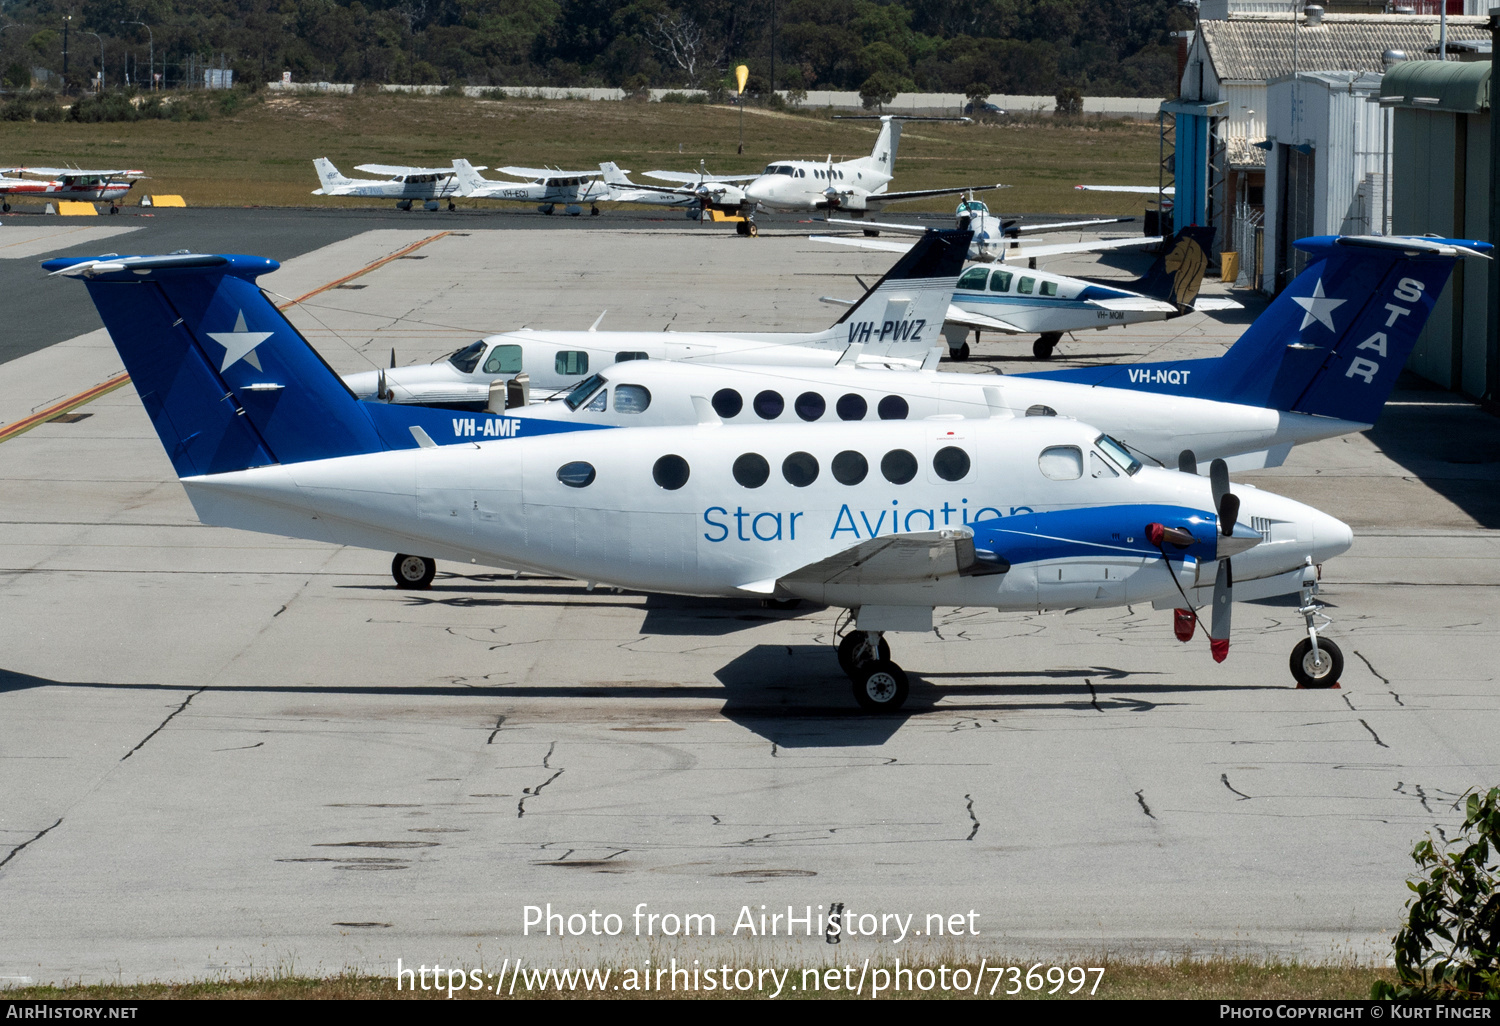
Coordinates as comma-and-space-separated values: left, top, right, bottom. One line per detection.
747, 221, 758, 237
836, 633, 891, 677
590, 206, 600, 216
447, 200, 456, 211
735, 220, 748, 235
1290, 637, 1343, 688
1033, 333, 1061, 360
852, 660, 909, 712
392, 553, 436, 590
951, 341, 971, 362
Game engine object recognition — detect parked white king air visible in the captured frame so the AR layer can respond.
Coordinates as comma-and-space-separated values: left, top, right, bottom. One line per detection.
343, 229, 974, 406
49, 249, 1359, 707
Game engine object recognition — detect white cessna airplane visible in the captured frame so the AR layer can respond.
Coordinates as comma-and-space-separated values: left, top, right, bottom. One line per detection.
451, 159, 614, 216
645, 116, 1003, 236
47, 248, 1357, 706
343, 230, 973, 405
499, 233, 1490, 478
598, 162, 704, 217
821, 223, 1234, 359
312, 159, 463, 210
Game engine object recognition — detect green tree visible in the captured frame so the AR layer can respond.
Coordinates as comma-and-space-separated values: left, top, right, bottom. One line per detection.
858, 69, 901, 110
1373, 787, 1500, 1000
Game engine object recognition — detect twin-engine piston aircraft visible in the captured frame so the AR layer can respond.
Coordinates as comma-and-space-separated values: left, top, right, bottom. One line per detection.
645, 116, 1003, 236
504, 233, 1489, 478
344, 229, 973, 405
312, 159, 462, 210
451, 160, 613, 216
822, 224, 1235, 359
0, 167, 147, 213
47, 248, 1355, 706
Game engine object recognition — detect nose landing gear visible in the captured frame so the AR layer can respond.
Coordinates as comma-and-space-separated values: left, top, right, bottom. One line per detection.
1290, 560, 1342, 688
836, 630, 907, 712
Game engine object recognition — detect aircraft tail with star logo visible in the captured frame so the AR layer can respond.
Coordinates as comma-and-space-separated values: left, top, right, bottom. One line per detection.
41, 252, 596, 477
1020, 235, 1490, 426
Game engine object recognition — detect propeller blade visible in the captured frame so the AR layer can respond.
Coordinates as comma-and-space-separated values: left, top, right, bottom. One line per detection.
1210, 457, 1229, 510
377, 369, 388, 402
390, 347, 396, 369
1178, 449, 1197, 475
1210, 558, 1232, 662
1210, 457, 1237, 537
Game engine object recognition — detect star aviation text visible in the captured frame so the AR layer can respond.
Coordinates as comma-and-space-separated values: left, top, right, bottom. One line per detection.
703, 499, 1037, 543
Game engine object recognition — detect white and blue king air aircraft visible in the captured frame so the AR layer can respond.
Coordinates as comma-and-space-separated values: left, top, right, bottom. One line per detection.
343, 229, 976, 406
48, 250, 1359, 711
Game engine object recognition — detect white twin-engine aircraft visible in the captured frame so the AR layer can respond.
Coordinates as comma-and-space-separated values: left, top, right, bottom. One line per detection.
51, 244, 1424, 710
450, 159, 615, 216
343, 230, 973, 405
311, 159, 463, 210
645, 116, 1004, 236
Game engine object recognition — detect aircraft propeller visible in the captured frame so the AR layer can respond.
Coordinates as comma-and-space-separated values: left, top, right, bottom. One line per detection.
1209, 457, 1245, 662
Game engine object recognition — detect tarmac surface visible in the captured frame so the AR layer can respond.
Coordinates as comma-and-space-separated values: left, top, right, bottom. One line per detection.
2, 215, 1498, 986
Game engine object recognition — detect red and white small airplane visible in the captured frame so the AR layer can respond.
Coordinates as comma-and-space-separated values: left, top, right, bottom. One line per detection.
0, 167, 147, 213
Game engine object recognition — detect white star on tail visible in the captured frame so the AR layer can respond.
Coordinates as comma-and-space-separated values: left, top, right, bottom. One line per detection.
206, 310, 273, 372
1292, 279, 1346, 332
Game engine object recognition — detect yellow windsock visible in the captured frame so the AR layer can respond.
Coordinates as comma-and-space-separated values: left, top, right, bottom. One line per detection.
735, 65, 749, 94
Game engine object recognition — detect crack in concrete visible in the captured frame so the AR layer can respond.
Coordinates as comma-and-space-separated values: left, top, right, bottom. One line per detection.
1358, 719, 1389, 749
516, 770, 563, 819
1085, 679, 1102, 713
542, 741, 555, 770
963, 794, 979, 841
771, 743, 779, 758
121, 687, 204, 762
0, 817, 62, 870
1415, 783, 1432, 813
1135, 790, 1156, 820
486, 715, 506, 745
1342, 693, 1356, 711
1354, 651, 1403, 705
1221, 773, 1253, 801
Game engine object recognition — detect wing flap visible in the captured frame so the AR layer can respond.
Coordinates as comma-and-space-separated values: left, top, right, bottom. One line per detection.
944, 304, 1025, 333
1193, 296, 1245, 311
1085, 297, 1180, 314
776, 529, 1003, 589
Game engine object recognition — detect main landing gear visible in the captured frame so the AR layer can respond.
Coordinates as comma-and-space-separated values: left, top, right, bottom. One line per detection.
539, 203, 556, 215
396, 199, 414, 211
1032, 332, 1062, 360
735, 219, 759, 237
392, 553, 436, 589
590, 204, 601, 216
1290, 561, 1342, 688
949, 341, 971, 361
837, 631, 908, 713
447, 199, 456, 212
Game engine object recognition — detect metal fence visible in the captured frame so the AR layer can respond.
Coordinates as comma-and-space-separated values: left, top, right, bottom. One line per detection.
1234, 203, 1265, 291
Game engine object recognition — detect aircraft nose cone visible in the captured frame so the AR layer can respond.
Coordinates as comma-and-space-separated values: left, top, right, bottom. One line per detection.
1311, 508, 1354, 564
742, 179, 771, 204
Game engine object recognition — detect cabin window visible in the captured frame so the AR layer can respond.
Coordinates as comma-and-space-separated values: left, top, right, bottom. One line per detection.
563, 373, 607, 411
881, 449, 918, 485
733, 453, 770, 488
877, 395, 909, 420
1026, 404, 1057, 417
836, 393, 867, 421
1039, 445, 1083, 481
782, 451, 819, 487
555, 350, 589, 376
615, 384, 651, 414
957, 268, 989, 292
753, 390, 785, 420
1040, 280, 1058, 297
797, 169, 806, 178
584, 389, 608, 412
832, 450, 868, 485
614, 351, 648, 363
1017, 277, 1035, 295
482, 344, 523, 374
794, 391, 826, 421
989, 271, 1012, 292
932, 446, 971, 482
556, 462, 596, 488
653, 454, 690, 490
711, 388, 743, 418
447, 340, 486, 374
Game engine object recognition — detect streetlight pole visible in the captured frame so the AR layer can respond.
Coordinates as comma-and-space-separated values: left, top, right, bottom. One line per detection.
62, 11, 70, 84
119, 20, 152, 90
82, 30, 102, 90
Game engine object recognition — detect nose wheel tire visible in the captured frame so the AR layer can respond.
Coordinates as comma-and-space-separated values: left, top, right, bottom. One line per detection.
392, 554, 436, 590
1290, 637, 1343, 688
852, 661, 909, 712
836, 632, 891, 677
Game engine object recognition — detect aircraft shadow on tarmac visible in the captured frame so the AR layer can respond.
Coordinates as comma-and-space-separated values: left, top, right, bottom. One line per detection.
1365, 376, 1500, 529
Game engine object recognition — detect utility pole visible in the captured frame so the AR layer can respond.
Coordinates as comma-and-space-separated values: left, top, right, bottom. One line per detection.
119, 20, 152, 90
62, 11, 70, 84
82, 30, 102, 90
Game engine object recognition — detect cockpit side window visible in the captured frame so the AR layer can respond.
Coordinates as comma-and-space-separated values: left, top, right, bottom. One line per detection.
957, 268, 989, 292
1039, 445, 1083, 481
585, 389, 608, 413
448, 340, 486, 374
482, 344, 523, 375
989, 271, 1012, 292
564, 373, 607, 411
615, 384, 651, 414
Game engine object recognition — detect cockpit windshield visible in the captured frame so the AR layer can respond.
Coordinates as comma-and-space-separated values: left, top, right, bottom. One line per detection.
447, 340, 486, 374
955, 200, 989, 217
564, 373, 608, 411
762, 165, 795, 176
1095, 434, 1142, 476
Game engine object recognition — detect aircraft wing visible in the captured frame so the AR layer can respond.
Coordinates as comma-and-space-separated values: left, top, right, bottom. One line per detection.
1074, 185, 1177, 195
943, 305, 1026, 334
1015, 217, 1134, 233
355, 163, 463, 176
809, 234, 918, 255
644, 170, 759, 184
496, 166, 605, 180
872, 183, 1007, 204
1008, 236, 1163, 259
23, 167, 146, 178
767, 529, 1002, 594
1194, 296, 1244, 311
1085, 297, 1180, 315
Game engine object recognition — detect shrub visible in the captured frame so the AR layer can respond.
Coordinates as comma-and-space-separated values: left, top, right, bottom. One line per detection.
657, 90, 689, 103
32, 99, 64, 122
1373, 787, 1500, 1000
1055, 85, 1084, 116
